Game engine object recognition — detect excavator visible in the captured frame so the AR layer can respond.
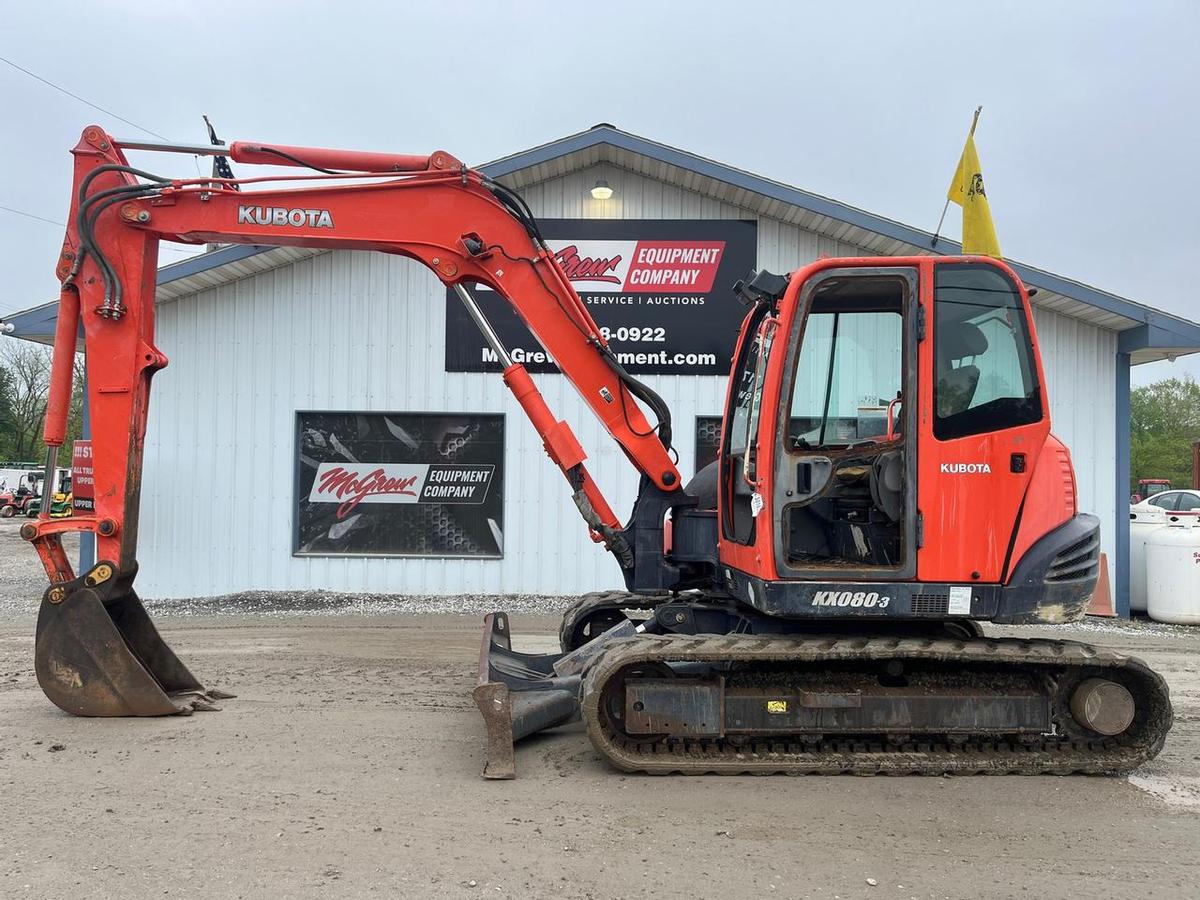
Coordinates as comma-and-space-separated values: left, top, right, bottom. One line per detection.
22, 125, 1172, 777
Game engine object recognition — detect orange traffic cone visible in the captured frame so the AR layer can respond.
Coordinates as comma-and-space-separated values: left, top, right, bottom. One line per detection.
1086, 552, 1117, 617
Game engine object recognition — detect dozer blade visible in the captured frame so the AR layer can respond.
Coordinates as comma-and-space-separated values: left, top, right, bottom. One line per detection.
34, 562, 232, 717
474, 612, 582, 779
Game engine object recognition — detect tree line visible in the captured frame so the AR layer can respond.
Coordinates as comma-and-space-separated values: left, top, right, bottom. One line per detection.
0, 342, 84, 463
1131, 376, 1200, 492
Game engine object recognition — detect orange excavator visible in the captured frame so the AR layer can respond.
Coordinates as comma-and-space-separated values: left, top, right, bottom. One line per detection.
23, 126, 1171, 777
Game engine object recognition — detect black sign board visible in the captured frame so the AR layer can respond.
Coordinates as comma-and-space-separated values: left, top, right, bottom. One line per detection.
445, 219, 757, 376
295, 412, 504, 558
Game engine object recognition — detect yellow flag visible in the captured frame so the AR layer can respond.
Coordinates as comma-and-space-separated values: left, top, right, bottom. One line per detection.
947, 125, 1001, 258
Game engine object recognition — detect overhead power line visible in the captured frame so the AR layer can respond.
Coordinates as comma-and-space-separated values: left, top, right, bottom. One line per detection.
0, 204, 198, 254
0, 54, 169, 140
0, 204, 62, 227
0, 54, 204, 179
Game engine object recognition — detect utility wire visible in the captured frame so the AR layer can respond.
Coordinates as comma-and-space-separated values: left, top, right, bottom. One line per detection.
0, 55, 204, 178
0, 204, 199, 254
0, 58, 200, 322
0, 54, 169, 141
0, 204, 62, 227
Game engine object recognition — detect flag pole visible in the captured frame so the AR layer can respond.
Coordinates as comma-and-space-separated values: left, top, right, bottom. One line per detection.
932, 106, 983, 249
930, 200, 951, 250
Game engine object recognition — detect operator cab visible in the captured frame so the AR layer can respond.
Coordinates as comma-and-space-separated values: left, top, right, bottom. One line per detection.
710, 256, 1050, 602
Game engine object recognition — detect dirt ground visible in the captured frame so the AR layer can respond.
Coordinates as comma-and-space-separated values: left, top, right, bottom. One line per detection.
2, 521, 1199, 899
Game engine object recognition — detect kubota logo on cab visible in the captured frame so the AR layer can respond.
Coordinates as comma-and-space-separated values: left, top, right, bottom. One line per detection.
940, 462, 993, 474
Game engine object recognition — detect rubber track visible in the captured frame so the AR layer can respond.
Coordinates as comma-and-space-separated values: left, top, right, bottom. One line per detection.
581, 634, 1173, 775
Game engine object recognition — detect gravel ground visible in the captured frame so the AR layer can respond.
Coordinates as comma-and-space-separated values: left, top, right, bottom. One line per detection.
145, 589, 581, 618
2, 611, 1199, 899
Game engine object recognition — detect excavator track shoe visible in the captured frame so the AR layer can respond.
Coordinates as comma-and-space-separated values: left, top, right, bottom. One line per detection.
34, 562, 231, 717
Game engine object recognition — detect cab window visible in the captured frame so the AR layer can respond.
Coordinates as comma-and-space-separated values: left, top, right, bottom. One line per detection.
934, 264, 1042, 440
722, 306, 771, 543
727, 313, 767, 458
788, 278, 904, 448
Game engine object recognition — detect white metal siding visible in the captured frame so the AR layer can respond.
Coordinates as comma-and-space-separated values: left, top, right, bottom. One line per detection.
1031, 306, 1118, 586
137, 165, 1117, 598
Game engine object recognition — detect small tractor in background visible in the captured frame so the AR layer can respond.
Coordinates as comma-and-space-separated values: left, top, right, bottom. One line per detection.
25, 473, 73, 518
0, 471, 43, 518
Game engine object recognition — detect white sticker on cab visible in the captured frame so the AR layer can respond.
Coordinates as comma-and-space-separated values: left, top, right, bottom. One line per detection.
948, 585, 972, 615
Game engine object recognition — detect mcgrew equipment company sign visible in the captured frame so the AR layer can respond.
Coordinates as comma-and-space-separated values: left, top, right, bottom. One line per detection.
445, 219, 757, 375
295, 412, 504, 558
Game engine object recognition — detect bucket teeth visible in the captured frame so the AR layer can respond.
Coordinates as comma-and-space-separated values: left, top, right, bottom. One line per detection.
167, 689, 237, 713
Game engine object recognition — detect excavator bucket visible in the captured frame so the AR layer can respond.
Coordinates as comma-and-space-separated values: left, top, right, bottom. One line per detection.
34, 562, 231, 717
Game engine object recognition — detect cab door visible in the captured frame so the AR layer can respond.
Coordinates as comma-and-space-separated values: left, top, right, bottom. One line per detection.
769, 266, 919, 581
916, 260, 1050, 584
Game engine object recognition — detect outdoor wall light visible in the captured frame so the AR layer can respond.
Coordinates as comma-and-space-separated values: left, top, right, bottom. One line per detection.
590, 179, 614, 200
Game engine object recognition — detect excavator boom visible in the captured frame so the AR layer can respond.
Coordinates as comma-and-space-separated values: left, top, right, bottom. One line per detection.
24, 126, 682, 717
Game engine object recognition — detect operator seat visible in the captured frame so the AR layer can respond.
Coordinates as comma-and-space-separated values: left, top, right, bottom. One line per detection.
870, 451, 904, 522
936, 321, 988, 418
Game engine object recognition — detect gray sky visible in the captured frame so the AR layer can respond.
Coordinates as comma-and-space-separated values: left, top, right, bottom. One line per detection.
1, 1, 1196, 385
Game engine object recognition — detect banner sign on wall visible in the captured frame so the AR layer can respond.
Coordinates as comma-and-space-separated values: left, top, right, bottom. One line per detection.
71, 440, 94, 514
295, 412, 504, 558
445, 219, 757, 376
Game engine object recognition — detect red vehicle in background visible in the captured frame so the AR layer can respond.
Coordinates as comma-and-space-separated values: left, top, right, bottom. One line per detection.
1130, 478, 1172, 504
0, 471, 42, 518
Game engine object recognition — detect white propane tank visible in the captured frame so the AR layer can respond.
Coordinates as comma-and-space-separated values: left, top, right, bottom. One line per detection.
1130, 507, 1170, 613
1146, 517, 1200, 624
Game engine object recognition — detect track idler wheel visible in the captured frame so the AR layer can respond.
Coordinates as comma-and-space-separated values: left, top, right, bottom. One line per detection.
597, 661, 675, 741
1069, 678, 1136, 736
34, 561, 233, 717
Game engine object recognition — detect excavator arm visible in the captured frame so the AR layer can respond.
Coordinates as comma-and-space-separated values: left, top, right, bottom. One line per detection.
23, 125, 681, 718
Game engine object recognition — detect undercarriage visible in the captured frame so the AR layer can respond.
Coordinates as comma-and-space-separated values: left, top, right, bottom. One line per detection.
475, 594, 1173, 778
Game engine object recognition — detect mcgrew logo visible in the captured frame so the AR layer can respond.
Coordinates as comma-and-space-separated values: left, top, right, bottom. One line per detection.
940, 462, 992, 474
237, 205, 334, 228
811, 590, 890, 608
315, 466, 418, 518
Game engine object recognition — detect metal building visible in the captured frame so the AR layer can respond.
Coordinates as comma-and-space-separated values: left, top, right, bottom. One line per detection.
6, 124, 1200, 612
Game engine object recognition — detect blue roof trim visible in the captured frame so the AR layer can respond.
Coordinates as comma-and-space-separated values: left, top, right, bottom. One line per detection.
0, 299, 85, 349
5, 126, 1200, 352
1, 299, 60, 341
157, 244, 274, 285
1117, 321, 1200, 354
1, 244, 277, 342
